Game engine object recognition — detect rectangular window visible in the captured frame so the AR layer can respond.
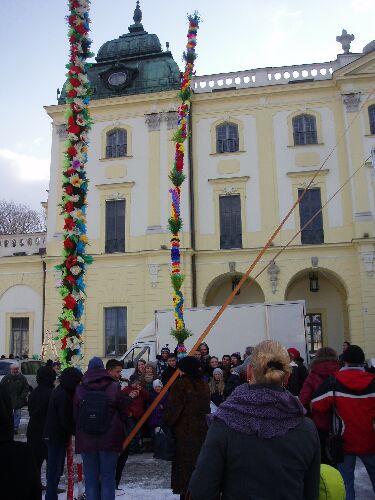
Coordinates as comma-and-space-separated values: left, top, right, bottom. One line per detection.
369, 106, 375, 135
305, 313, 323, 354
105, 199, 125, 253
11, 317, 29, 357
298, 188, 324, 244
219, 195, 242, 249
105, 307, 127, 356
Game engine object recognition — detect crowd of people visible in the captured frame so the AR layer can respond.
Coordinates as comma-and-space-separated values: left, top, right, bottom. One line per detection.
0, 339, 374, 500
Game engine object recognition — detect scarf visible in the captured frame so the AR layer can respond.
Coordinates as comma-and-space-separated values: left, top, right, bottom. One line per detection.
212, 384, 304, 438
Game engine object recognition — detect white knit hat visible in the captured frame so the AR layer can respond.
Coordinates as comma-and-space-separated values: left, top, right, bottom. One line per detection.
153, 379, 163, 389
213, 368, 223, 376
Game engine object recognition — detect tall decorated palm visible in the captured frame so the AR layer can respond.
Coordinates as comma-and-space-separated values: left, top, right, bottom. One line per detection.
168, 13, 200, 358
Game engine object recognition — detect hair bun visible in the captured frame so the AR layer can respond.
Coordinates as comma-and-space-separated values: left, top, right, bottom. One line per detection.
264, 360, 284, 373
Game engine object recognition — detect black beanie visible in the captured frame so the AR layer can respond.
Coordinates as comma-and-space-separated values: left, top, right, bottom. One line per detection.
178, 356, 202, 378
342, 345, 365, 364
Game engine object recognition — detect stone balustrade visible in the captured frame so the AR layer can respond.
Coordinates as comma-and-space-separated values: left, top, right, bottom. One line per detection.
192, 57, 361, 93
0, 232, 46, 257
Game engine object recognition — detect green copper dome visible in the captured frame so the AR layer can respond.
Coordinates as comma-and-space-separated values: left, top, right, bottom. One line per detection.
58, 1, 180, 103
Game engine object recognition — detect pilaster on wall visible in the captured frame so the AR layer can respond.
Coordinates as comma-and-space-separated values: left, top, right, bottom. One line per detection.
356, 242, 375, 356
145, 114, 161, 232
145, 111, 179, 243
344, 105, 373, 238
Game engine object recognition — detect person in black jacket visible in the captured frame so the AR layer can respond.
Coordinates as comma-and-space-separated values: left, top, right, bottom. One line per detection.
0, 385, 41, 500
286, 347, 308, 396
189, 340, 320, 500
161, 354, 178, 387
44, 367, 82, 500
27, 366, 56, 489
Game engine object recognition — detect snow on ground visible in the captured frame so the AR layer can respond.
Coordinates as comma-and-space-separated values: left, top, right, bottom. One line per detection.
16, 408, 373, 499
116, 489, 178, 499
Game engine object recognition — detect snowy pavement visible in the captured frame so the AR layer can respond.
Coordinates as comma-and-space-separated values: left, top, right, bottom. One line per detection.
16, 408, 374, 499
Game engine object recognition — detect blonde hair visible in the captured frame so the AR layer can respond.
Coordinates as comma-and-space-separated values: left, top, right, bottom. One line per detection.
250, 340, 291, 385
209, 373, 225, 396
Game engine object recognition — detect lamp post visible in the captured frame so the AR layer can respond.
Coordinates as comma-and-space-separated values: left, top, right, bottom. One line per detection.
309, 272, 319, 292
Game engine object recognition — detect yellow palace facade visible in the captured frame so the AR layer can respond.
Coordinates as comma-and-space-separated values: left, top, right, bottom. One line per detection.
1, 8, 375, 361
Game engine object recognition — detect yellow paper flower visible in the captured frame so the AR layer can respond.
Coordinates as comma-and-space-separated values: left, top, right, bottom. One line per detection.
71, 175, 82, 187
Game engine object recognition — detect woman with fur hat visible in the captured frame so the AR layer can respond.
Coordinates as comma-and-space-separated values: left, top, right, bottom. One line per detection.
141, 361, 158, 394
189, 340, 320, 500
165, 356, 210, 499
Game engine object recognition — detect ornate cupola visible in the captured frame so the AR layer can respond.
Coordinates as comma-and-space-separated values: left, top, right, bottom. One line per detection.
59, 1, 180, 103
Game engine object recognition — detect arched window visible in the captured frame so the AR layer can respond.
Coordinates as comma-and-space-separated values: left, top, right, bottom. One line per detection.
106, 129, 127, 158
369, 105, 375, 135
292, 114, 318, 146
216, 123, 239, 153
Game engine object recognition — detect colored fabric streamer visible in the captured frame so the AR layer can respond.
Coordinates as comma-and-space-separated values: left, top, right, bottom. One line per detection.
168, 13, 200, 357
67, 437, 74, 500
55, 0, 94, 369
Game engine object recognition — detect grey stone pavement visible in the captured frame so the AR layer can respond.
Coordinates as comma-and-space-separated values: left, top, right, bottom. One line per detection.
16, 409, 373, 499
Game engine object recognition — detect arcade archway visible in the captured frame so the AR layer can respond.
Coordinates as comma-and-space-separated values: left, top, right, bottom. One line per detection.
285, 269, 348, 354
203, 273, 265, 307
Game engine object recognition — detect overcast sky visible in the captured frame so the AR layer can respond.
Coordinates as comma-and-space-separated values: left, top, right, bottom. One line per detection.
0, 0, 374, 210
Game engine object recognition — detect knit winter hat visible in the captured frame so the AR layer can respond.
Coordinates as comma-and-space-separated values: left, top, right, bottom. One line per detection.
287, 348, 300, 359
213, 368, 223, 376
145, 361, 157, 373
153, 379, 163, 389
88, 356, 104, 369
342, 345, 365, 365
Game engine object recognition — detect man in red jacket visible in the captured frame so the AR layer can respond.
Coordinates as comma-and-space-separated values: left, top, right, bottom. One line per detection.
311, 345, 375, 500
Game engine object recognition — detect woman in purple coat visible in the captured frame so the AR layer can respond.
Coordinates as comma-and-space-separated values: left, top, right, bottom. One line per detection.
74, 357, 135, 500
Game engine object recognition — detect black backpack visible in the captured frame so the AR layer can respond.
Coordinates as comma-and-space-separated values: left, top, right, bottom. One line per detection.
78, 385, 111, 435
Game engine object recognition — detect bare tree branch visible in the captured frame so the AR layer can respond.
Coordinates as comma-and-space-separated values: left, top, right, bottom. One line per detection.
0, 200, 46, 235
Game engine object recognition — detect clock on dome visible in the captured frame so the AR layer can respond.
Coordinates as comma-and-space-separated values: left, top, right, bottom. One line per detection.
108, 71, 128, 87
99, 65, 133, 92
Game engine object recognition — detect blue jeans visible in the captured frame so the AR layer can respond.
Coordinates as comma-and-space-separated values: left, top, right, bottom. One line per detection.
338, 454, 375, 500
45, 444, 66, 500
13, 408, 21, 432
82, 451, 118, 500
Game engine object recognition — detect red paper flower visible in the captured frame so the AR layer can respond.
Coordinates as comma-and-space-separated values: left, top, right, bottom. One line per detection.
64, 294, 77, 310
65, 275, 76, 286
65, 185, 73, 195
65, 202, 75, 213
76, 24, 88, 35
61, 337, 67, 349
62, 319, 70, 329
69, 66, 82, 75
64, 238, 75, 249
65, 255, 77, 268
68, 124, 81, 135
67, 89, 77, 98
67, 146, 77, 157
64, 218, 75, 231
70, 78, 81, 88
